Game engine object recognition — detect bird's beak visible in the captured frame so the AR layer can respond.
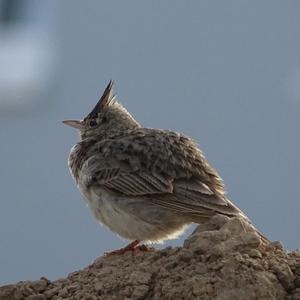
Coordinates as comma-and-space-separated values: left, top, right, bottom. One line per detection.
62, 119, 84, 130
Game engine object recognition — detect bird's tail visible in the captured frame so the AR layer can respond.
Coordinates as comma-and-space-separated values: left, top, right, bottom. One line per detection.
245, 218, 270, 243
225, 197, 270, 243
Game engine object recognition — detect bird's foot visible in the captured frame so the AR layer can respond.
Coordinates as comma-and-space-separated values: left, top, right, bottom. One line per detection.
105, 240, 154, 256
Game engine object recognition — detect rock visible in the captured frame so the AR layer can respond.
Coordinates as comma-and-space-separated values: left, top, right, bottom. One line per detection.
30, 279, 48, 293
0, 216, 299, 299
272, 263, 295, 291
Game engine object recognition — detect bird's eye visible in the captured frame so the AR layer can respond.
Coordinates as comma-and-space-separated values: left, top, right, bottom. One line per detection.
89, 120, 97, 127
102, 116, 107, 123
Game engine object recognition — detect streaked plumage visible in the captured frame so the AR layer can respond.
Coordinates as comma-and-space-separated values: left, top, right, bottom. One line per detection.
63, 81, 256, 249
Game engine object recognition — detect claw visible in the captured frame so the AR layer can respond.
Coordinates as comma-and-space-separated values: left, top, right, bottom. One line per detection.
105, 240, 154, 256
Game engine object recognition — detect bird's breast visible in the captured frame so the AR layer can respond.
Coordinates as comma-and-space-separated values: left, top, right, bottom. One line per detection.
77, 184, 145, 240
68, 143, 86, 182
76, 182, 188, 242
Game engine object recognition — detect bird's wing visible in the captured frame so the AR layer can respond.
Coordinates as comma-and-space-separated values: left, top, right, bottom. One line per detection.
80, 131, 242, 218
79, 153, 173, 195
149, 178, 244, 218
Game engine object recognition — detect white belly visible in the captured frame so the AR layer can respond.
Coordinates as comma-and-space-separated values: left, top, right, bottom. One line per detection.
77, 183, 188, 243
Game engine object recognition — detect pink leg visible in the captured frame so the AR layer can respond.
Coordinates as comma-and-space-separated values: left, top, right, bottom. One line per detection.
105, 240, 154, 256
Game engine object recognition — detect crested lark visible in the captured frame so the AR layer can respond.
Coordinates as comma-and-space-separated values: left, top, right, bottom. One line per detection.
63, 81, 266, 254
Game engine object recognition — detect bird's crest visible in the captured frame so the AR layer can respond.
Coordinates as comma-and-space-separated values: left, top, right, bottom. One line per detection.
88, 80, 115, 118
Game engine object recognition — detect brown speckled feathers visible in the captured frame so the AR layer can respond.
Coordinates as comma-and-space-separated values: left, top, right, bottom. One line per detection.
69, 128, 243, 221
64, 81, 251, 245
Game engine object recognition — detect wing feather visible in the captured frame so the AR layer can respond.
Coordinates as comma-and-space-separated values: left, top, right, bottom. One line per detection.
79, 131, 242, 218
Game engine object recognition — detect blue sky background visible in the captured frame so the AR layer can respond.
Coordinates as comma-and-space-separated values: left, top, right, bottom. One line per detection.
0, 0, 300, 284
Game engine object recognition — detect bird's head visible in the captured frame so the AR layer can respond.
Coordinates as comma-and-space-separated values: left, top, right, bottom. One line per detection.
63, 81, 140, 140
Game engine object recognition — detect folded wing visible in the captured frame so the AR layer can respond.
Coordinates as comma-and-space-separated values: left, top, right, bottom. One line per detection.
80, 130, 244, 219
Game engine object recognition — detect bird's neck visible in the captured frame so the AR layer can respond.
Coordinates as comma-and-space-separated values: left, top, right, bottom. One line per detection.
81, 119, 140, 141
82, 127, 137, 142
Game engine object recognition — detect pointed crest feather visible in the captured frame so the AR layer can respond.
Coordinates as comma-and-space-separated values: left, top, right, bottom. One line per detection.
88, 80, 115, 118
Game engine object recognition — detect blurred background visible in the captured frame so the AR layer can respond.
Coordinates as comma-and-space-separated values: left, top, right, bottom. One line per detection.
0, 0, 299, 285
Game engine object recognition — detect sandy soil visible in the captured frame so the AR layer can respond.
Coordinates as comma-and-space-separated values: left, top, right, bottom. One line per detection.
1, 215, 299, 300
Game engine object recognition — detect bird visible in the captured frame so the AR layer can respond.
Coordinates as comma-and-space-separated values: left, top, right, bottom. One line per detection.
63, 80, 266, 255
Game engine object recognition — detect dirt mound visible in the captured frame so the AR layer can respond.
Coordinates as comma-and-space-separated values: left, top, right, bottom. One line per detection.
1, 215, 299, 300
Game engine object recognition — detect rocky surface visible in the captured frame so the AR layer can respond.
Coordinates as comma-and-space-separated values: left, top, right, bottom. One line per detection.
1, 215, 300, 300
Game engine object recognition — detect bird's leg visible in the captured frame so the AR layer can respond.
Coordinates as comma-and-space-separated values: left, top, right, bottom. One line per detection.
105, 240, 153, 256
105, 240, 140, 256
